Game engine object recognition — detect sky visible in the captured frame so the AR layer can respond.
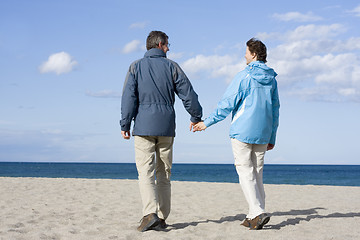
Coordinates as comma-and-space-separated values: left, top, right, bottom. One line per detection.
1, 0, 360, 165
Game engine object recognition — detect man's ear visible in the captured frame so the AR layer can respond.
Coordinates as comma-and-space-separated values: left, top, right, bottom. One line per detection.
157, 42, 163, 48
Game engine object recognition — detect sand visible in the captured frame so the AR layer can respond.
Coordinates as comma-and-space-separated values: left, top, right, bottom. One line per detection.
0, 177, 359, 240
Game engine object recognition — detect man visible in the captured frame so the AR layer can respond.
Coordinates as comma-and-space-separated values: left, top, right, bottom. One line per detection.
120, 31, 202, 232
193, 38, 280, 230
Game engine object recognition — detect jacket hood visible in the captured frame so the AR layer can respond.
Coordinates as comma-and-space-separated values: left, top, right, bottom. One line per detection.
144, 48, 167, 58
247, 61, 277, 85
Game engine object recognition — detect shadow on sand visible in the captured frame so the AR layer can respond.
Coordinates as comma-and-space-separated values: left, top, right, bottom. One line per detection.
165, 214, 246, 232
166, 207, 360, 231
267, 207, 360, 230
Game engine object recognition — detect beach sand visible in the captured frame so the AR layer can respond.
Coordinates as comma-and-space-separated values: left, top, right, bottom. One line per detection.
0, 177, 359, 240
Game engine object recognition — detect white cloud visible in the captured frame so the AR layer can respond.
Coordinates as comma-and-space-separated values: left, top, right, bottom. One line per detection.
273, 11, 322, 22
269, 37, 360, 62
181, 23, 360, 102
182, 54, 243, 81
266, 25, 360, 88
256, 32, 279, 41
270, 53, 360, 85
85, 90, 121, 98
39, 52, 78, 75
257, 24, 345, 42
311, 54, 358, 84
288, 24, 345, 40
129, 21, 148, 29
338, 88, 357, 96
349, 5, 360, 17
167, 52, 184, 60
345, 37, 360, 50
122, 40, 144, 54
262, 23, 360, 102
285, 86, 360, 102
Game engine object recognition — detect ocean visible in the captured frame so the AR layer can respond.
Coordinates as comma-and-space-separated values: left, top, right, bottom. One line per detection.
0, 162, 359, 186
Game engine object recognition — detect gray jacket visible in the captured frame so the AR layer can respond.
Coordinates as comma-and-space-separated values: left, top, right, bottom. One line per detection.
120, 48, 202, 137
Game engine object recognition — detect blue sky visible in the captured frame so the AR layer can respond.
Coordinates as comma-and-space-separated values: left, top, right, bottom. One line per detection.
1, 0, 359, 164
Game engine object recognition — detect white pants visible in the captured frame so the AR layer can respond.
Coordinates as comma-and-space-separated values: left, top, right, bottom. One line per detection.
231, 138, 267, 219
134, 136, 174, 220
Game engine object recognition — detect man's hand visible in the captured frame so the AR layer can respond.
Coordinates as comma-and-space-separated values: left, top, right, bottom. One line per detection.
267, 143, 274, 151
121, 131, 131, 140
189, 122, 198, 131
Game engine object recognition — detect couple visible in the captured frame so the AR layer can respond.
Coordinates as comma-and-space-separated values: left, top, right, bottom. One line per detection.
120, 31, 280, 232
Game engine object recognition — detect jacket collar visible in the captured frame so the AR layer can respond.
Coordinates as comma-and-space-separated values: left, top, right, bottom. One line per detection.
144, 48, 166, 58
248, 61, 264, 67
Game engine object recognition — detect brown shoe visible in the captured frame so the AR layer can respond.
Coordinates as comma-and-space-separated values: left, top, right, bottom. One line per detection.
137, 213, 160, 232
248, 213, 270, 230
241, 218, 250, 228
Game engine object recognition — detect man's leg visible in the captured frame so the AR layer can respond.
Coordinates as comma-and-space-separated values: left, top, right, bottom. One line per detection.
155, 136, 174, 221
134, 136, 158, 217
231, 139, 264, 219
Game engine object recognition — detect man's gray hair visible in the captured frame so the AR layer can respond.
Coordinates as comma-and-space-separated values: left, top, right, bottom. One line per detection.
146, 31, 168, 50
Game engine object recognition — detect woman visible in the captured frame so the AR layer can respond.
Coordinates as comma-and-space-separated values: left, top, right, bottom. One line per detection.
193, 38, 280, 230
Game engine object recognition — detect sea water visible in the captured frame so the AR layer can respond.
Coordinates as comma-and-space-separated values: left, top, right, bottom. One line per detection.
0, 162, 359, 186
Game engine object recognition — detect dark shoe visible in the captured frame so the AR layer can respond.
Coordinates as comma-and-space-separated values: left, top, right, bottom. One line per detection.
137, 213, 160, 232
240, 218, 250, 228
248, 213, 270, 230
153, 219, 167, 230
158, 219, 167, 229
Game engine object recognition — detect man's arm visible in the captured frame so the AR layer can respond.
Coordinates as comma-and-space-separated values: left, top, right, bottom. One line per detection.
172, 63, 203, 123
120, 66, 138, 139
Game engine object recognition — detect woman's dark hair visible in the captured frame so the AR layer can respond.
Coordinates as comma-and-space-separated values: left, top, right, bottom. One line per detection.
246, 38, 267, 63
146, 31, 169, 50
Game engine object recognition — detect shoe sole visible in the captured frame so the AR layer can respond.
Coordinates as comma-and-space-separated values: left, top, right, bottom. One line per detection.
138, 218, 160, 232
255, 215, 270, 230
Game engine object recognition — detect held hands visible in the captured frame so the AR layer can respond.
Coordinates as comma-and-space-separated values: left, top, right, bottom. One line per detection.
190, 121, 207, 132
123, 121, 207, 139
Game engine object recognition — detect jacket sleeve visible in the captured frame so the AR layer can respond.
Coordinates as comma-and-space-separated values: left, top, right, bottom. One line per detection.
120, 65, 138, 131
269, 80, 280, 145
172, 63, 203, 123
203, 73, 243, 128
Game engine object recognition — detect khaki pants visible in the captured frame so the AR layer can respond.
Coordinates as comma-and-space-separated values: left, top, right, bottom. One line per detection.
134, 136, 174, 220
231, 138, 267, 219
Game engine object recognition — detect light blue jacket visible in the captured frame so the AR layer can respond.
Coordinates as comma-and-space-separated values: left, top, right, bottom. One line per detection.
204, 61, 280, 145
